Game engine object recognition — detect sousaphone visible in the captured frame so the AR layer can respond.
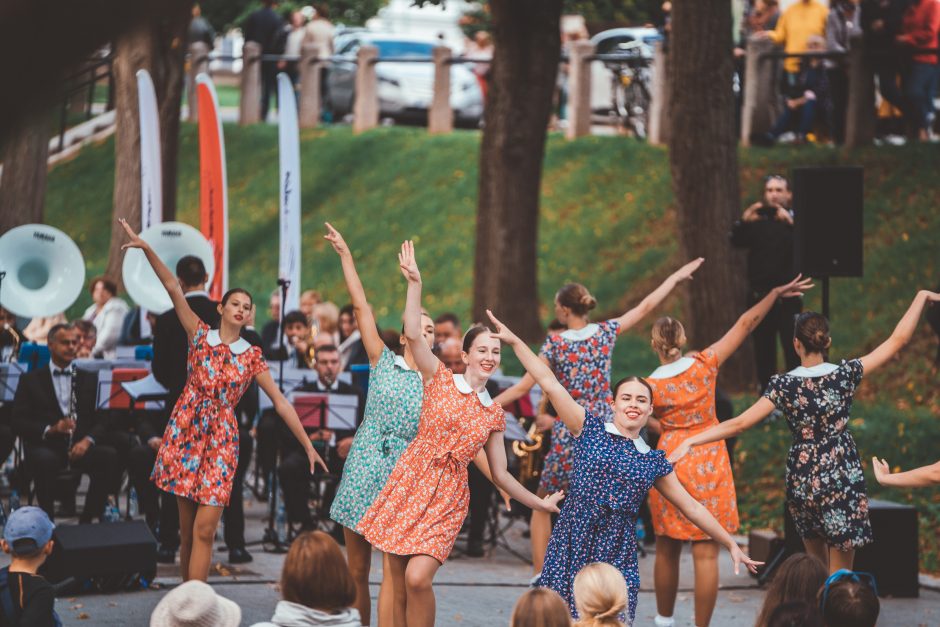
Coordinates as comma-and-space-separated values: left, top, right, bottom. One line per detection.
0, 224, 85, 318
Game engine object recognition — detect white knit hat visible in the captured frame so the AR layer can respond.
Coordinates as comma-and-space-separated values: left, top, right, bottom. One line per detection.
150, 581, 241, 627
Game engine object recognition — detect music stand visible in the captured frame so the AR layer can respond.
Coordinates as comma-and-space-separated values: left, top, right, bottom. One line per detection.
0, 362, 25, 403
95, 368, 152, 411
290, 392, 360, 432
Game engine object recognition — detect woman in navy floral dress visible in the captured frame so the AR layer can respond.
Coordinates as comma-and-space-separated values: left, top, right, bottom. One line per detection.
495, 258, 704, 575
487, 311, 759, 623
672, 291, 940, 573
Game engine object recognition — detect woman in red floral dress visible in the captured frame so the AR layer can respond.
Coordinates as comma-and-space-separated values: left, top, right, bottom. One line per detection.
120, 220, 326, 582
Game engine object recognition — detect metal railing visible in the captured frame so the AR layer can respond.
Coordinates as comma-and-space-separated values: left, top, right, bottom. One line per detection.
56, 53, 114, 152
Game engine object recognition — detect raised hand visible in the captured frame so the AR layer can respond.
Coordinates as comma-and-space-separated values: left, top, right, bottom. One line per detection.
323, 222, 350, 256
118, 218, 148, 251
672, 257, 705, 283
540, 491, 565, 513
398, 240, 421, 283
872, 456, 891, 485
485, 309, 521, 346
730, 544, 763, 575
774, 274, 814, 299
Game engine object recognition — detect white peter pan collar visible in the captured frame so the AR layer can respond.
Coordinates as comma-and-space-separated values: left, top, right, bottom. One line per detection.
452, 373, 495, 407
604, 422, 651, 453
787, 362, 839, 378
559, 323, 599, 341
647, 356, 695, 379
392, 355, 412, 371
207, 329, 253, 355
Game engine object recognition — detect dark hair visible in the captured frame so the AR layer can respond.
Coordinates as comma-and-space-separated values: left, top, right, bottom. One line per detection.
339, 304, 354, 317
380, 329, 403, 355
283, 310, 308, 327
73, 319, 96, 335
281, 531, 355, 612
462, 324, 493, 353
555, 283, 597, 317
612, 375, 654, 399
314, 3, 329, 19
756, 554, 827, 627
315, 344, 339, 356
794, 312, 831, 356
764, 173, 789, 190
89, 276, 117, 297
546, 318, 566, 332
820, 580, 880, 627
47, 323, 75, 344
434, 312, 460, 327
767, 601, 823, 627
175, 255, 207, 288
221, 288, 252, 307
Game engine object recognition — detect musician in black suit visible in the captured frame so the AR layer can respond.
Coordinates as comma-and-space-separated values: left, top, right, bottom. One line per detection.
278, 344, 363, 532
11, 324, 118, 522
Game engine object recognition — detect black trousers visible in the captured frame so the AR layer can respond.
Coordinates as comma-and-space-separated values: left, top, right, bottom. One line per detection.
751, 292, 802, 392
27, 441, 118, 523
128, 441, 180, 548
261, 61, 279, 121
279, 445, 343, 527
222, 426, 253, 550
0, 423, 14, 469
256, 410, 279, 492
466, 463, 493, 544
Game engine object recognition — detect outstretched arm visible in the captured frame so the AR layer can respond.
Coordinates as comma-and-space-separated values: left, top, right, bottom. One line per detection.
654, 472, 762, 574
398, 240, 438, 381
256, 370, 328, 473
119, 219, 200, 338
873, 457, 940, 488
483, 431, 563, 513
493, 371, 539, 406
859, 291, 940, 373
709, 275, 813, 365
669, 397, 775, 463
487, 310, 586, 436
615, 258, 705, 332
324, 222, 384, 365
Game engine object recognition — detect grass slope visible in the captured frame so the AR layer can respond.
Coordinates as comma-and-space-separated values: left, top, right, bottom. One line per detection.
44, 125, 940, 569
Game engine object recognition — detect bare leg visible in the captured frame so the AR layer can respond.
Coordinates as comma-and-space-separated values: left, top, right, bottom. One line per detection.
344, 527, 374, 626
188, 504, 224, 582
803, 537, 829, 570
404, 554, 442, 627
654, 536, 683, 619
378, 553, 396, 627
691, 540, 720, 627
176, 497, 198, 581
530, 487, 552, 574
386, 553, 409, 627
828, 546, 855, 574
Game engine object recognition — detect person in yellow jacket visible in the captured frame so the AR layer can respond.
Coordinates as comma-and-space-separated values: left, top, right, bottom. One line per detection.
759, 0, 829, 79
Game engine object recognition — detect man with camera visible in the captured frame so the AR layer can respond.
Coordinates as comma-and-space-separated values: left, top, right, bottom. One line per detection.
731, 174, 801, 390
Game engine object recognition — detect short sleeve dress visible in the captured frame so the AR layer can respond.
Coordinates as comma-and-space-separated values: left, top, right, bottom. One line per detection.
764, 359, 873, 550
330, 347, 424, 532
647, 350, 739, 540
539, 320, 621, 494
357, 361, 506, 563
151, 321, 267, 507
537, 412, 673, 622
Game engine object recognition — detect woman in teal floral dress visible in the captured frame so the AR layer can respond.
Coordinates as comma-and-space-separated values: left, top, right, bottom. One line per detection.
671, 290, 940, 574
324, 223, 434, 627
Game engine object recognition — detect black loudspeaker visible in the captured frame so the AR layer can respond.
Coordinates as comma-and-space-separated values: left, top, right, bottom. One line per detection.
783, 499, 919, 597
793, 166, 864, 277
40, 521, 157, 588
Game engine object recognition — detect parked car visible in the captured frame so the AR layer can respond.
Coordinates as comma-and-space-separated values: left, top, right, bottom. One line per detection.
326, 33, 484, 127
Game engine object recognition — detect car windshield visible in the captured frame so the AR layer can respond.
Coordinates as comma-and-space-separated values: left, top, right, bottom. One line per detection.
373, 40, 434, 58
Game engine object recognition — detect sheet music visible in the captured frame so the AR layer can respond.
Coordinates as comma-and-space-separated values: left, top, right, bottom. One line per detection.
75, 359, 152, 373
259, 365, 353, 411
120, 373, 168, 409
502, 412, 534, 444
289, 392, 360, 431
0, 363, 26, 403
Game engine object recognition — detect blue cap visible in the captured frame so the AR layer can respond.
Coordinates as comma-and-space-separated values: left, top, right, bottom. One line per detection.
3, 506, 55, 556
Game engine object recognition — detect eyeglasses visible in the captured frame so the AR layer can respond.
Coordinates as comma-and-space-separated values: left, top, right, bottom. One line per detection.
819, 569, 878, 611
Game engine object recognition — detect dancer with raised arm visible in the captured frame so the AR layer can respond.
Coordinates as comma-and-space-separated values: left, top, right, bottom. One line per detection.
494, 258, 704, 576
119, 219, 327, 582
670, 290, 940, 576
645, 274, 811, 627
323, 223, 435, 627
485, 310, 760, 624
356, 241, 563, 627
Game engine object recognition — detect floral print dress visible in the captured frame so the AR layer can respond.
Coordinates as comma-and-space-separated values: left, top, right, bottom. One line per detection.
764, 359, 873, 550
357, 361, 505, 563
539, 320, 621, 494
537, 412, 673, 623
151, 321, 267, 507
330, 347, 423, 532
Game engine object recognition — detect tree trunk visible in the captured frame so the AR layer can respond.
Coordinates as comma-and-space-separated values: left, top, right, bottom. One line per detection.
473, 0, 563, 342
105, 1, 191, 289
0, 112, 49, 232
667, 1, 753, 390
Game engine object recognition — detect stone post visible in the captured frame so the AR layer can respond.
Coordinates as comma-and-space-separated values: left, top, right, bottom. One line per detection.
565, 40, 594, 140
740, 36, 778, 145
429, 46, 453, 134
239, 41, 262, 125
187, 42, 210, 122
353, 45, 379, 133
648, 40, 670, 145
299, 42, 325, 128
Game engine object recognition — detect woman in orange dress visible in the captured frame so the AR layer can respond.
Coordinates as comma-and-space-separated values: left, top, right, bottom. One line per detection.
646, 275, 812, 627
357, 241, 563, 627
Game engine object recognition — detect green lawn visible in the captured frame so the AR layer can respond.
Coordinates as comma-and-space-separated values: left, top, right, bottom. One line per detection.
43, 125, 940, 569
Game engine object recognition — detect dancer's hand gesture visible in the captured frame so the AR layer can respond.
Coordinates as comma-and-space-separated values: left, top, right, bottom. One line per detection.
667, 441, 691, 464
307, 446, 329, 474
398, 240, 421, 284
671, 257, 705, 283
539, 491, 565, 513
730, 544, 763, 575
118, 218, 149, 251
324, 222, 350, 256
871, 456, 891, 485
773, 274, 814, 299
486, 309, 521, 346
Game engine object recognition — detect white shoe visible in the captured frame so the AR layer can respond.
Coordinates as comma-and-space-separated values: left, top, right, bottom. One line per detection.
529, 572, 541, 587
654, 615, 675, 627
884, 134, 907, 146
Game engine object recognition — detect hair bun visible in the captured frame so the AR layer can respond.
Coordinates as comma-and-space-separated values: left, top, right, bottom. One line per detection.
581, 295, 598, 310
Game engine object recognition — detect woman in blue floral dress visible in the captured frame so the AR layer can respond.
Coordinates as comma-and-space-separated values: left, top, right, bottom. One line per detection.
495, 258, 704, 575
672, 290, 940, 573
323, 223, 434, 627
487, 311, 759, 623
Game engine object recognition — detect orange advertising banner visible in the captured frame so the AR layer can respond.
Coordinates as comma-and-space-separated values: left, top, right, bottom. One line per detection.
196, 75, 228, 301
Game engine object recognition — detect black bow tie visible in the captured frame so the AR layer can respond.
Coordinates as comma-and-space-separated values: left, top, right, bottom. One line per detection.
53, 369, 72, 377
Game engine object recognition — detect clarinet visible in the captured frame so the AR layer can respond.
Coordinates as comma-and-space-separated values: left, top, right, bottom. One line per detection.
67, 364, 78, 464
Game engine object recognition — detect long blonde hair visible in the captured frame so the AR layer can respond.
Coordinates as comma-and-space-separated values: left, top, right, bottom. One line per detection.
573, 562, 627, 626
511, 588, 571, 627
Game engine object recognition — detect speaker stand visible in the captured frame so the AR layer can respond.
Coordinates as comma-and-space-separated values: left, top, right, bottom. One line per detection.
822, 276, 830, 320
262, 278, 291, 554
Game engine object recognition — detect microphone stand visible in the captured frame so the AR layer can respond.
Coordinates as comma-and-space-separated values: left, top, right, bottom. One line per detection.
263, 279, 290, 553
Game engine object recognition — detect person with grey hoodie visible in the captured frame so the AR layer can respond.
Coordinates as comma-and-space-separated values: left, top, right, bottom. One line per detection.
252, 531, 362, 627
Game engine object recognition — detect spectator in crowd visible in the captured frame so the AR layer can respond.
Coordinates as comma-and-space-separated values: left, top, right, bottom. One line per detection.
187, 3, 216, 49
315, 301, 341, 345
730, 174, 801, 390
22, 313, 67, 345
433, 311, 462, 346
252, 531, 361, 627
572, 562, 628, 627
150, 580, 241, 627
755, 553, 827, 627
465, 30, 494, 98
267, 310, 314, 368
0, 507, 59, 627
261, 288, 282, 358
284, 10, 307, 87
243, 0, 287, 122
510, 588, 571, 627
82, 276, 130, 359
861, 0, 910, 132
761, 0, 829, 85
825, 0, 863, 144
338, 304, 368, 371
304, 4, 336, 55
301, 289, 323, 325
897, 0, 940, 140
767, 601, 824, 627
818, 570, 880, 627
73, 319, 97, 358
872, 455, 940, 486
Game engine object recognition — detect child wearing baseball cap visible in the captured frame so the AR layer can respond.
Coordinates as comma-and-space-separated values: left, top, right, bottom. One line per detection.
0, 506, 60, 627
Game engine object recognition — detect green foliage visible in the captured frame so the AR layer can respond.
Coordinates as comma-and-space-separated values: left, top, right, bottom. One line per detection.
200, 0, 255, 31
203, 0, 386, 31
